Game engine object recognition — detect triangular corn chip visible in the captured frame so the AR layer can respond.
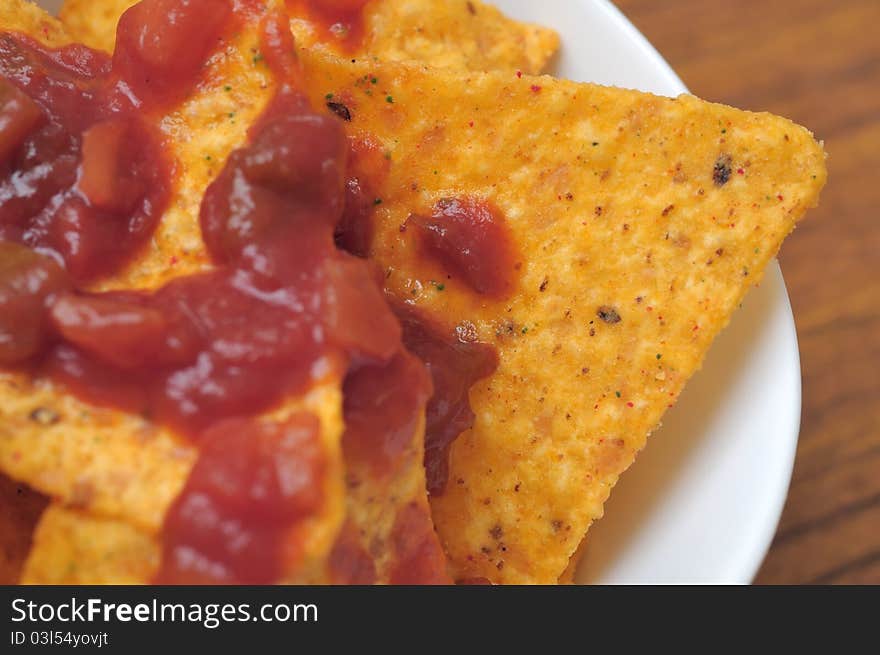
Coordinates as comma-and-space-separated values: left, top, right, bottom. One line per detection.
23, 504, 158, 584
299, 50, 826, 582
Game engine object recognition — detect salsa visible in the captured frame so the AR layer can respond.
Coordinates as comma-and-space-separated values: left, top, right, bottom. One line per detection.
0, 241, 70, 364
334, 137, 390, 257
0, 34, 170, 282
328, 520, 378, 584
342, 350, 432, 477
113, 0, 233, 109
405, 197, 520, 298
395, 303, 498, 496
0, 0, 504, 585
156, 414, 326, 584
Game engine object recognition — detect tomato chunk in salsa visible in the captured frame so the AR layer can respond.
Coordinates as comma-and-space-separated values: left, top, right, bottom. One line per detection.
0, 34, 170, 281
156, 414, 326, 584
0, 242, 70, 365
113, 0, 233, 108
406, 197, 520, 298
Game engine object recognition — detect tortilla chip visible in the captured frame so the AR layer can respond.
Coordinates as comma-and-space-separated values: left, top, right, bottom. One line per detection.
22, 405, 435, 585
0, 0, 348, 583
0, 374, 196, 534
23, 505, 158, 585
0, 474, 47, 584
299, 50, 826, 583
0, 0, 71, 46
332, 412, 448, 584
20, 376, 347, 585
59, 0, 557, 73
57, 0, 127, 51
291, 0, 558, 73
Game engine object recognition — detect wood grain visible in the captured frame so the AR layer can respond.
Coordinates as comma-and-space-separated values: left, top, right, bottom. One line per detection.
615, 0, 880, 584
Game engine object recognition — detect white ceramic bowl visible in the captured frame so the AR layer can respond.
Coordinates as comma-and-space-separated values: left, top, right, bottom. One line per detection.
34, 0, 800, 584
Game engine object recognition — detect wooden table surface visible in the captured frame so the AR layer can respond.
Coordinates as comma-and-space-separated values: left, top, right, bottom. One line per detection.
614, 0, 880, 584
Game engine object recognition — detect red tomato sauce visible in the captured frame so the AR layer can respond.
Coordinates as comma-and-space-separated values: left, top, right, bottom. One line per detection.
0, 34, 170, 282
342, 349, 432, 477
406, 197, 520, 298
394, 303, 498, 496
112, 0, 234, 109
389, 502, 451, 585
287, 0, 372, 54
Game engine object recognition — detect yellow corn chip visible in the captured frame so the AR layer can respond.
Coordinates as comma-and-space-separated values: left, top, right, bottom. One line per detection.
1, 0, 71, 46
23, 504, 158, 585
291, 0, 558, 73
298, 50, 826, 583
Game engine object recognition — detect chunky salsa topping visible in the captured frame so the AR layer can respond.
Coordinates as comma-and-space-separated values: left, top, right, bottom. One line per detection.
0, 0, 502, 584
405, 197, 520, 298
156, 414, 326, 584
388, 502, 451, 585
0, 34, 170, 282
0, 241, 70, 365
342, 350, 432, 476
334, 136, 390, 257
113, 0, 234, 109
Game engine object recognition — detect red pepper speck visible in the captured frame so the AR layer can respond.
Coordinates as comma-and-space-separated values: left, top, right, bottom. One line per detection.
737, 168, 744, 175
626, 402, 634, 408
468, 121, 474, 128
516, 70, 522, 79
777, 194, 784, 201
169, 256, 178, 265
530, 85, 542, 93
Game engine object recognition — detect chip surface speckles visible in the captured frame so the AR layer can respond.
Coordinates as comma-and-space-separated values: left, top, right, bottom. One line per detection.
299, 50, 826, 583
